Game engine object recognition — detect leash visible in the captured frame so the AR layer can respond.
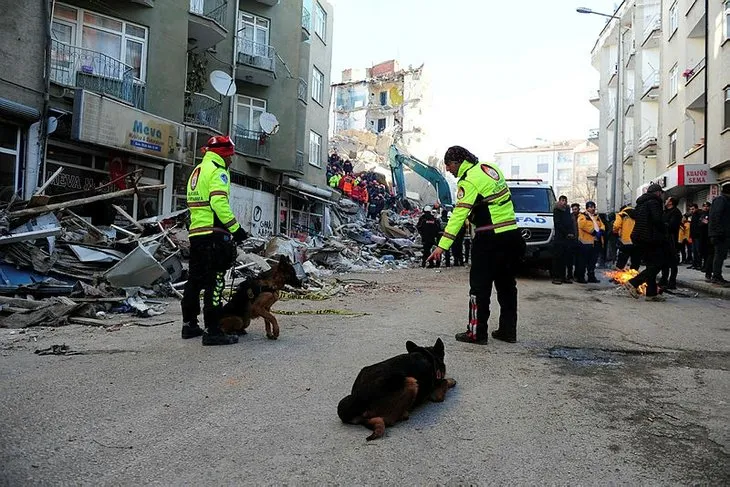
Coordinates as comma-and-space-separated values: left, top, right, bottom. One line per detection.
272, 309, 368, 317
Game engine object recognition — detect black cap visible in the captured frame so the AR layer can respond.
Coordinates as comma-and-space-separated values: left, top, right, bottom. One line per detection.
586, 201, 596, 208
647, 183, 664, 193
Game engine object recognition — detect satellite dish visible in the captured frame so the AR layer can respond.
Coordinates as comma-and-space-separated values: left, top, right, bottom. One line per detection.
259, 112, 280, 135
210, 70, 236, 97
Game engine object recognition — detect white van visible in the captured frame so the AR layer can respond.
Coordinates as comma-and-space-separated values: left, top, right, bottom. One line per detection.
506, 179, 556, 268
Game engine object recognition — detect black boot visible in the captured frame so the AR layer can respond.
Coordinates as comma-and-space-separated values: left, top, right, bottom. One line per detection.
202, 328, 239, 346
455, 331, 488, 345
181, 321, 204, 339
491, 330, 517, 343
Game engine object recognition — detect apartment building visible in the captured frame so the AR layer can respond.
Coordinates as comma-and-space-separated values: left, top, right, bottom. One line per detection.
0, 0, 335, 239
493, 138, 599, 205
589, 0, 729, 211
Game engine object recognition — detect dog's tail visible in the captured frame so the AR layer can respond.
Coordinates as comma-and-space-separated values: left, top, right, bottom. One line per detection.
337, 394, 366, 424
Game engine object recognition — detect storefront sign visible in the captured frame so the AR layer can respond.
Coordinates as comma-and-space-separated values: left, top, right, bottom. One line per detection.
71, 90, 196, 164
45, 162, 111, 195
678, 164, 717, 186
229, 184, 276, 238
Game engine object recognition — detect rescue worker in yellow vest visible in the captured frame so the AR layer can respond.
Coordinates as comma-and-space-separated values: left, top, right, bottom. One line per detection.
427, 146, 526, 345
181, 135, 248, 346
613, 204, 640, 270
575, 201, 606, 283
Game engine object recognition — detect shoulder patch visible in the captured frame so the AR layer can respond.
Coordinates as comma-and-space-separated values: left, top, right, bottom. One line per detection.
220, 173, 228, 185
481, 165, 500, 181
457, 187, 465, 199
190, 167, 201, 190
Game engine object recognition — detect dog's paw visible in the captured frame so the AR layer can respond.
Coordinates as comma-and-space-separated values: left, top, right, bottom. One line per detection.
266, 333, 278, 340
446, 378, 457, 388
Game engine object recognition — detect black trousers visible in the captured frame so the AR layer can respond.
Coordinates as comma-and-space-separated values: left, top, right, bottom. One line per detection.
467, 230, 525, 340
421, 238, 435, 267
566, 241, 577, 278
464, 239, 471, 264
575, 242, 600, 280
452, 235, 465, 266
615, 243, 641, 270
629, 243, 666, 297
551, 239, 572, 280
181, 235, 235, 329
660, 240, 679, 286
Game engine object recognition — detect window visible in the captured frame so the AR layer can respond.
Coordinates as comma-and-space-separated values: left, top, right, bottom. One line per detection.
377, 118, 386, 133
51, 3, 147, 81
315, 2, 326, 41
311, 66, 324, 104
235, 95, 267, 133
724, 87, 730, 130
238, 12, 270, 56
510, 187, 556, 213
537, 163, 549, 173
557, 169, 571, 182
669, 131, 677, 165
668, 2, 678, 37
379, 91, 388, 106
0, 122, 20, 203
725, 1, 730, 40
511, 165, 520, 177
669, 64, 678, 99
309, 131, 322, 167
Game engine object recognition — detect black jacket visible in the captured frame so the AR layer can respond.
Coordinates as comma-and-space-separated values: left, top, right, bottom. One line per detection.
417, 213, 440, 241
709, 194, 730, 239
631, 192, 666, 245
663, 206, 683, 244
689, 211, 702, 239
553, 206, 575, 241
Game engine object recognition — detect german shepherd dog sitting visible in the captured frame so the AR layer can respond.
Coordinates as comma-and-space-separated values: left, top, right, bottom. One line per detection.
338, 338, 456, 441
220, 255, 302, 339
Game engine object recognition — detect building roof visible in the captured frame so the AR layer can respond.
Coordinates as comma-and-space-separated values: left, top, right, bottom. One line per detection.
494, 139, 586, 155
332, 62, 424, 87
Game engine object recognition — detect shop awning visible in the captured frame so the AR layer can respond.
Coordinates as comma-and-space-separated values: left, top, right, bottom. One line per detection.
0, 97, 40, 122
283, 176, 339, 203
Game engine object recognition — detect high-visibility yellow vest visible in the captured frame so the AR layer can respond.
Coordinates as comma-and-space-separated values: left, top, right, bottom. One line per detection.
437, 161, 518, 250
187, 151, 241, 238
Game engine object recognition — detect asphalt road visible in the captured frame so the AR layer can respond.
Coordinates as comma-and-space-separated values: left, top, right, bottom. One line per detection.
1, 267, 729, 485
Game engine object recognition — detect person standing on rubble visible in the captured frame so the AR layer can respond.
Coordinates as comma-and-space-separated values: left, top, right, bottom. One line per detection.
427, 145, 525, 345
181, 136, 248, 346
417, 205, 440, 268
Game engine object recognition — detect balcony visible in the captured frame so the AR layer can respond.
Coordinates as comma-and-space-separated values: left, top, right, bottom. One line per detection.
188, 0, 228, 52
623, 139, 634, 163
638, 129, 658, 156
607, 64, 618, 87
127, 0, 155, 6
642, 16, 661, 48
684, 142, 705, 164
236, 39, 276, 87
589, 90, 600, 108
684, 59, 706, 111
184, 92, 222, 132
252, 0, 277, 5
626, 47, 636, 69
50, 40, 145, 109
624, 89, 635, 117
233, 126, 271, 163
641, 72, 660, 101
686, 0, 706, 38
301, 7, 311, 41
298, 78, 308, 104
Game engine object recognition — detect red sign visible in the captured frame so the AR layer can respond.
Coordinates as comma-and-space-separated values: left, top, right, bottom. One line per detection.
677, 165, 716, 186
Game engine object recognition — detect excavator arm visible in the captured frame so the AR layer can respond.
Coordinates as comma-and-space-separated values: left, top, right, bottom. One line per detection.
388, 145, 453, 207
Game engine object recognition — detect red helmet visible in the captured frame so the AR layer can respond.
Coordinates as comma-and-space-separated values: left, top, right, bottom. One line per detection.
202, 135, 235, 157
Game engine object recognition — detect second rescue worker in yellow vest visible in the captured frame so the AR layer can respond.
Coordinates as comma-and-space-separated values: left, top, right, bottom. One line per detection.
181, 135, 248, 346
427, 146, 526, 345
613, 204, 640, 270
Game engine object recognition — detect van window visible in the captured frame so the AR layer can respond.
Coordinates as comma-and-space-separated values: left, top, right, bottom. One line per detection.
510, 187, 555, 213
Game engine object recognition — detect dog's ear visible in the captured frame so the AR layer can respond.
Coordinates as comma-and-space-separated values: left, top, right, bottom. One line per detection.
406, 341, 419, 353
434, 338, 445, 358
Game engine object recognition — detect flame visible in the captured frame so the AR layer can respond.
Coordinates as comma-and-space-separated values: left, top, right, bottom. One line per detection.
604, 269, 647, 295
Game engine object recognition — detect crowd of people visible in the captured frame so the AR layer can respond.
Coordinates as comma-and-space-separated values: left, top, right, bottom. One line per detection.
416, 203, 471, 269
326, 152, 399, 219
551, 183, 730, 299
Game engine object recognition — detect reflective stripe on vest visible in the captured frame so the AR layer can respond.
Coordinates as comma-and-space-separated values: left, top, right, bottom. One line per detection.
466, 162, 518, 234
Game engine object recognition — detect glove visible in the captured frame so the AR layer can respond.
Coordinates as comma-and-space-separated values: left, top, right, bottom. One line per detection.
233, 227, 249, 243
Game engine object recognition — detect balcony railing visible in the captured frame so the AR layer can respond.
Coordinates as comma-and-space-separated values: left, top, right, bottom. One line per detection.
642, 15, 661, 45
233, 125, 271, 160
190, 0, 227, 26
302, 7, 311, 33
184, 92, 222, 131
623, 139, 634, 160
642, 72, 660, 98
236, 39, 275, 72
298, 78, 308, 103
50, 39, 145, 109
683, 58, 705, 85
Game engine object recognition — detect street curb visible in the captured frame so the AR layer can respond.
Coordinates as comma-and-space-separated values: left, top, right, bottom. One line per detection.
676, 279, 730, 299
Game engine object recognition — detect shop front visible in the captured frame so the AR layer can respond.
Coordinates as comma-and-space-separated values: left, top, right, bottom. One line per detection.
32, 90, 197, 222
638, 163, 718, 210
279, 176, 337, 241
0, 97, 42, 203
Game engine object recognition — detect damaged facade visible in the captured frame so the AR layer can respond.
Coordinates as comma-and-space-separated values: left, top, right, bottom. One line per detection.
329, 60, 442, 205
0, 0, 336, 240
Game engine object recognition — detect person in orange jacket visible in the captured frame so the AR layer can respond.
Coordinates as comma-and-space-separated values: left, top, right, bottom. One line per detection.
678, 214, 690, 264
613, 204, 640, 270
575, 201, 606, 283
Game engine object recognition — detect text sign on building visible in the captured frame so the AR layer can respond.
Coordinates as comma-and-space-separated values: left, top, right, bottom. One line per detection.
71, 90, 193, 163
229, 184, 276, 238
678, 164, 717, 186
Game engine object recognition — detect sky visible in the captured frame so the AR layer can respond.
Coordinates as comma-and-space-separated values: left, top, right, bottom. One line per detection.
328, 0, 620, 160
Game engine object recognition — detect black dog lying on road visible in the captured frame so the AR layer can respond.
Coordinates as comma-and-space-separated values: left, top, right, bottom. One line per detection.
337, 338, 456, 441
